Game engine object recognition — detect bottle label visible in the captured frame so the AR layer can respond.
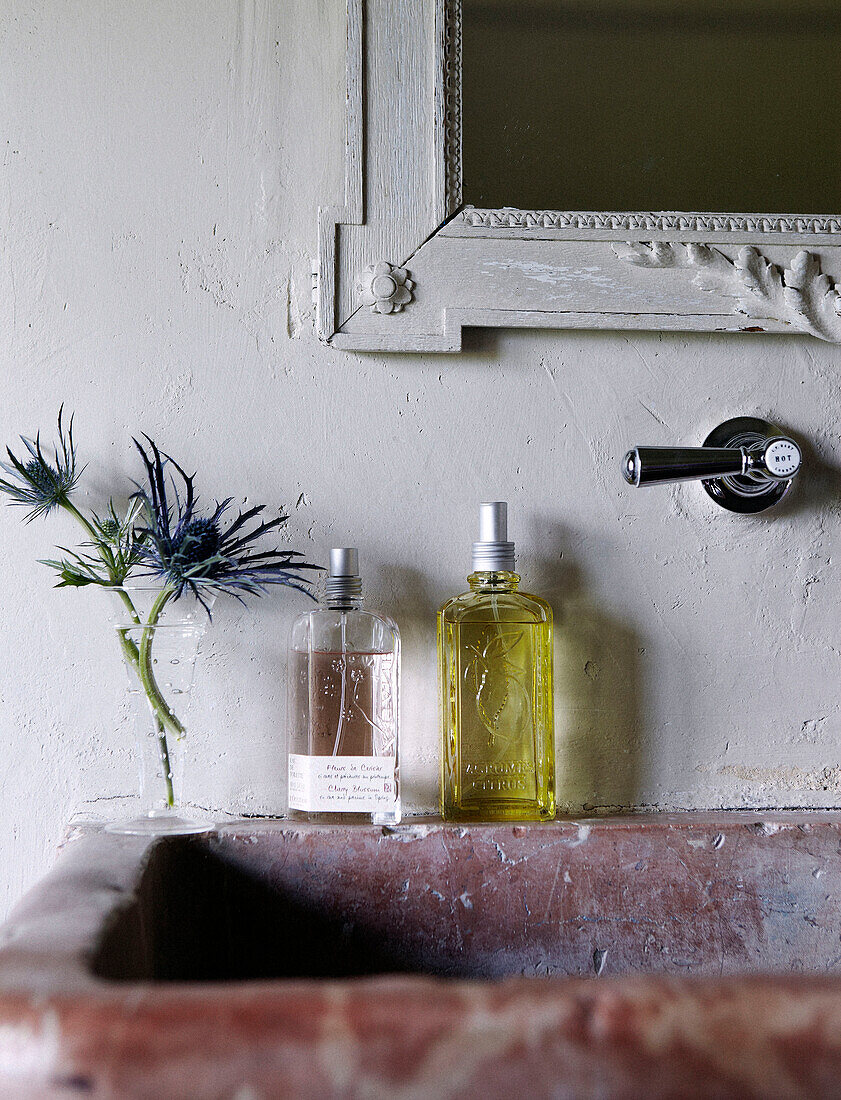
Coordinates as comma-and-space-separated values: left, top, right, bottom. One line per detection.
288, 754, 398, 813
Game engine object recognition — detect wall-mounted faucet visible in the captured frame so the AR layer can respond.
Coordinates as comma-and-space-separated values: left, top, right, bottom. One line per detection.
622, 417, 801, 513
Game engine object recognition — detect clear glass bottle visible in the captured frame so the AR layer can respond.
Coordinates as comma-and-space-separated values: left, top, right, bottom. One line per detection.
439, 503, 555, 822
287, 548, 400, 824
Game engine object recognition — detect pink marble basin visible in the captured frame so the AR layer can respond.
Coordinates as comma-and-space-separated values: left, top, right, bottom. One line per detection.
2, 815, 841, 1096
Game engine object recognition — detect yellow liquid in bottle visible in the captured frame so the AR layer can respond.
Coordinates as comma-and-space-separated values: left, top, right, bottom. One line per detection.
439, 572, 555, 822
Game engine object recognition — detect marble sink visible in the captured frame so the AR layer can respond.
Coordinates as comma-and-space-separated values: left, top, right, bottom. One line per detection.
2, 815, 841, 1096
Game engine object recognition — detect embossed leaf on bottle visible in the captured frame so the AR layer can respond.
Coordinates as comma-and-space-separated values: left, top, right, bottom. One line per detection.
469, 629, 530, 747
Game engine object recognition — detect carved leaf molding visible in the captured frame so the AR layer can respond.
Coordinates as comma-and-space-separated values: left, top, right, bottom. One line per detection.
614, 242, 841, 343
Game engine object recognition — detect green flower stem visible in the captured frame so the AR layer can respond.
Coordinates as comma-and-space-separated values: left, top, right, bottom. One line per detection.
115, 589, 142, 630
58, 496, 143, 667
115, 626, 141, 673
59, 499, 100, 543
116, 603, 183, 808
138, 586, 183, 730
58, 498, 148, 711
152, 713, 174, 808
59, 499, 143, 627
59, 499, 183, 807
137, 585, 182, 808
114, 617, 175, 805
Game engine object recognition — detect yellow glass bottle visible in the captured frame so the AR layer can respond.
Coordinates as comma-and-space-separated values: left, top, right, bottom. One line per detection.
439, 502, 555, 822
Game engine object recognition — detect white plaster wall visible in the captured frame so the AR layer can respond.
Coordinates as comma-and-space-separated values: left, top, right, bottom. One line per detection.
2, 0, 841, 919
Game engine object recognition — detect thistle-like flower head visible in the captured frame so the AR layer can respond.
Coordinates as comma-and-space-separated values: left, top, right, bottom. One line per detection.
132, 437, 320, 609
0, 407, 80, 521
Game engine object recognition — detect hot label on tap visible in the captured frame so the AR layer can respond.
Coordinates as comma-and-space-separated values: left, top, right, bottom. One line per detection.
764, 439, 801, 478
288, 754, 398, 813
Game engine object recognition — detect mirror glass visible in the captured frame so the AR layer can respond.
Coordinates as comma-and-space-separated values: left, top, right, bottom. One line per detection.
462, 0, 841, 213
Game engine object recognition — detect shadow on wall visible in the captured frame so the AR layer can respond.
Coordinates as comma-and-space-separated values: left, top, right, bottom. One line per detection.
776, 429, 841, 521
531, 520, 645, 814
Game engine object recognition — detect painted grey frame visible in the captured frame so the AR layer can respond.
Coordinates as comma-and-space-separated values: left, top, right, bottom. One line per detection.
317, 0, 841, 351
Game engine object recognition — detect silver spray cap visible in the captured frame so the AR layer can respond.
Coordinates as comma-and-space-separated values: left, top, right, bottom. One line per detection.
472, 502, 515, 572
326, 547, 362, 605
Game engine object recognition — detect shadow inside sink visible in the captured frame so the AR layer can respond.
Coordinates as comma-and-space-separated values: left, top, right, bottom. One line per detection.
92, 838, 436, 983
92, 820, 841, 984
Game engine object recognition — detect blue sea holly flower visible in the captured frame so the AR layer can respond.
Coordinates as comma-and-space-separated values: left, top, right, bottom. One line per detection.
132, 437, 320, 609
0, 407, 81, 521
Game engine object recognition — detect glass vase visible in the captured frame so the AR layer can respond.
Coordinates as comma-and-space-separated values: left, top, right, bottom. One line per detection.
105, 587, 215, 835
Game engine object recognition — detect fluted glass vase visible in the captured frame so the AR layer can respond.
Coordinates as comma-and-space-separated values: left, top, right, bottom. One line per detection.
105, 586, 214, 835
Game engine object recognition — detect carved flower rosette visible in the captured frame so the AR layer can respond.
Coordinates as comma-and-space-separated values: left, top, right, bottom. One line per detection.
357, 262, 414, 315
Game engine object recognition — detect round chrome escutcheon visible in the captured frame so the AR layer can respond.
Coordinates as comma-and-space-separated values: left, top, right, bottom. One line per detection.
701, 417, 798, 514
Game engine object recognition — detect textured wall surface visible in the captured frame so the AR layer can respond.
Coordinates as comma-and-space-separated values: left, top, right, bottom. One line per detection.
2, 0, 841, 920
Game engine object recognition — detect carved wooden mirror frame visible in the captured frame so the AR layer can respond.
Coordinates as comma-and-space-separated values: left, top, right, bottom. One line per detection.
318, 0, 841, 351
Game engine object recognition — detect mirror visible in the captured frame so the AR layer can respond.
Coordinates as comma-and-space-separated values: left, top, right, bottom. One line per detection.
322, 0, 841, 350
462, 0, 841, 213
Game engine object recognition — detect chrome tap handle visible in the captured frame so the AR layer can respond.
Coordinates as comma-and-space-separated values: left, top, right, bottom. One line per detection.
623, 446, 746, 486
621, 417, 801, 514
